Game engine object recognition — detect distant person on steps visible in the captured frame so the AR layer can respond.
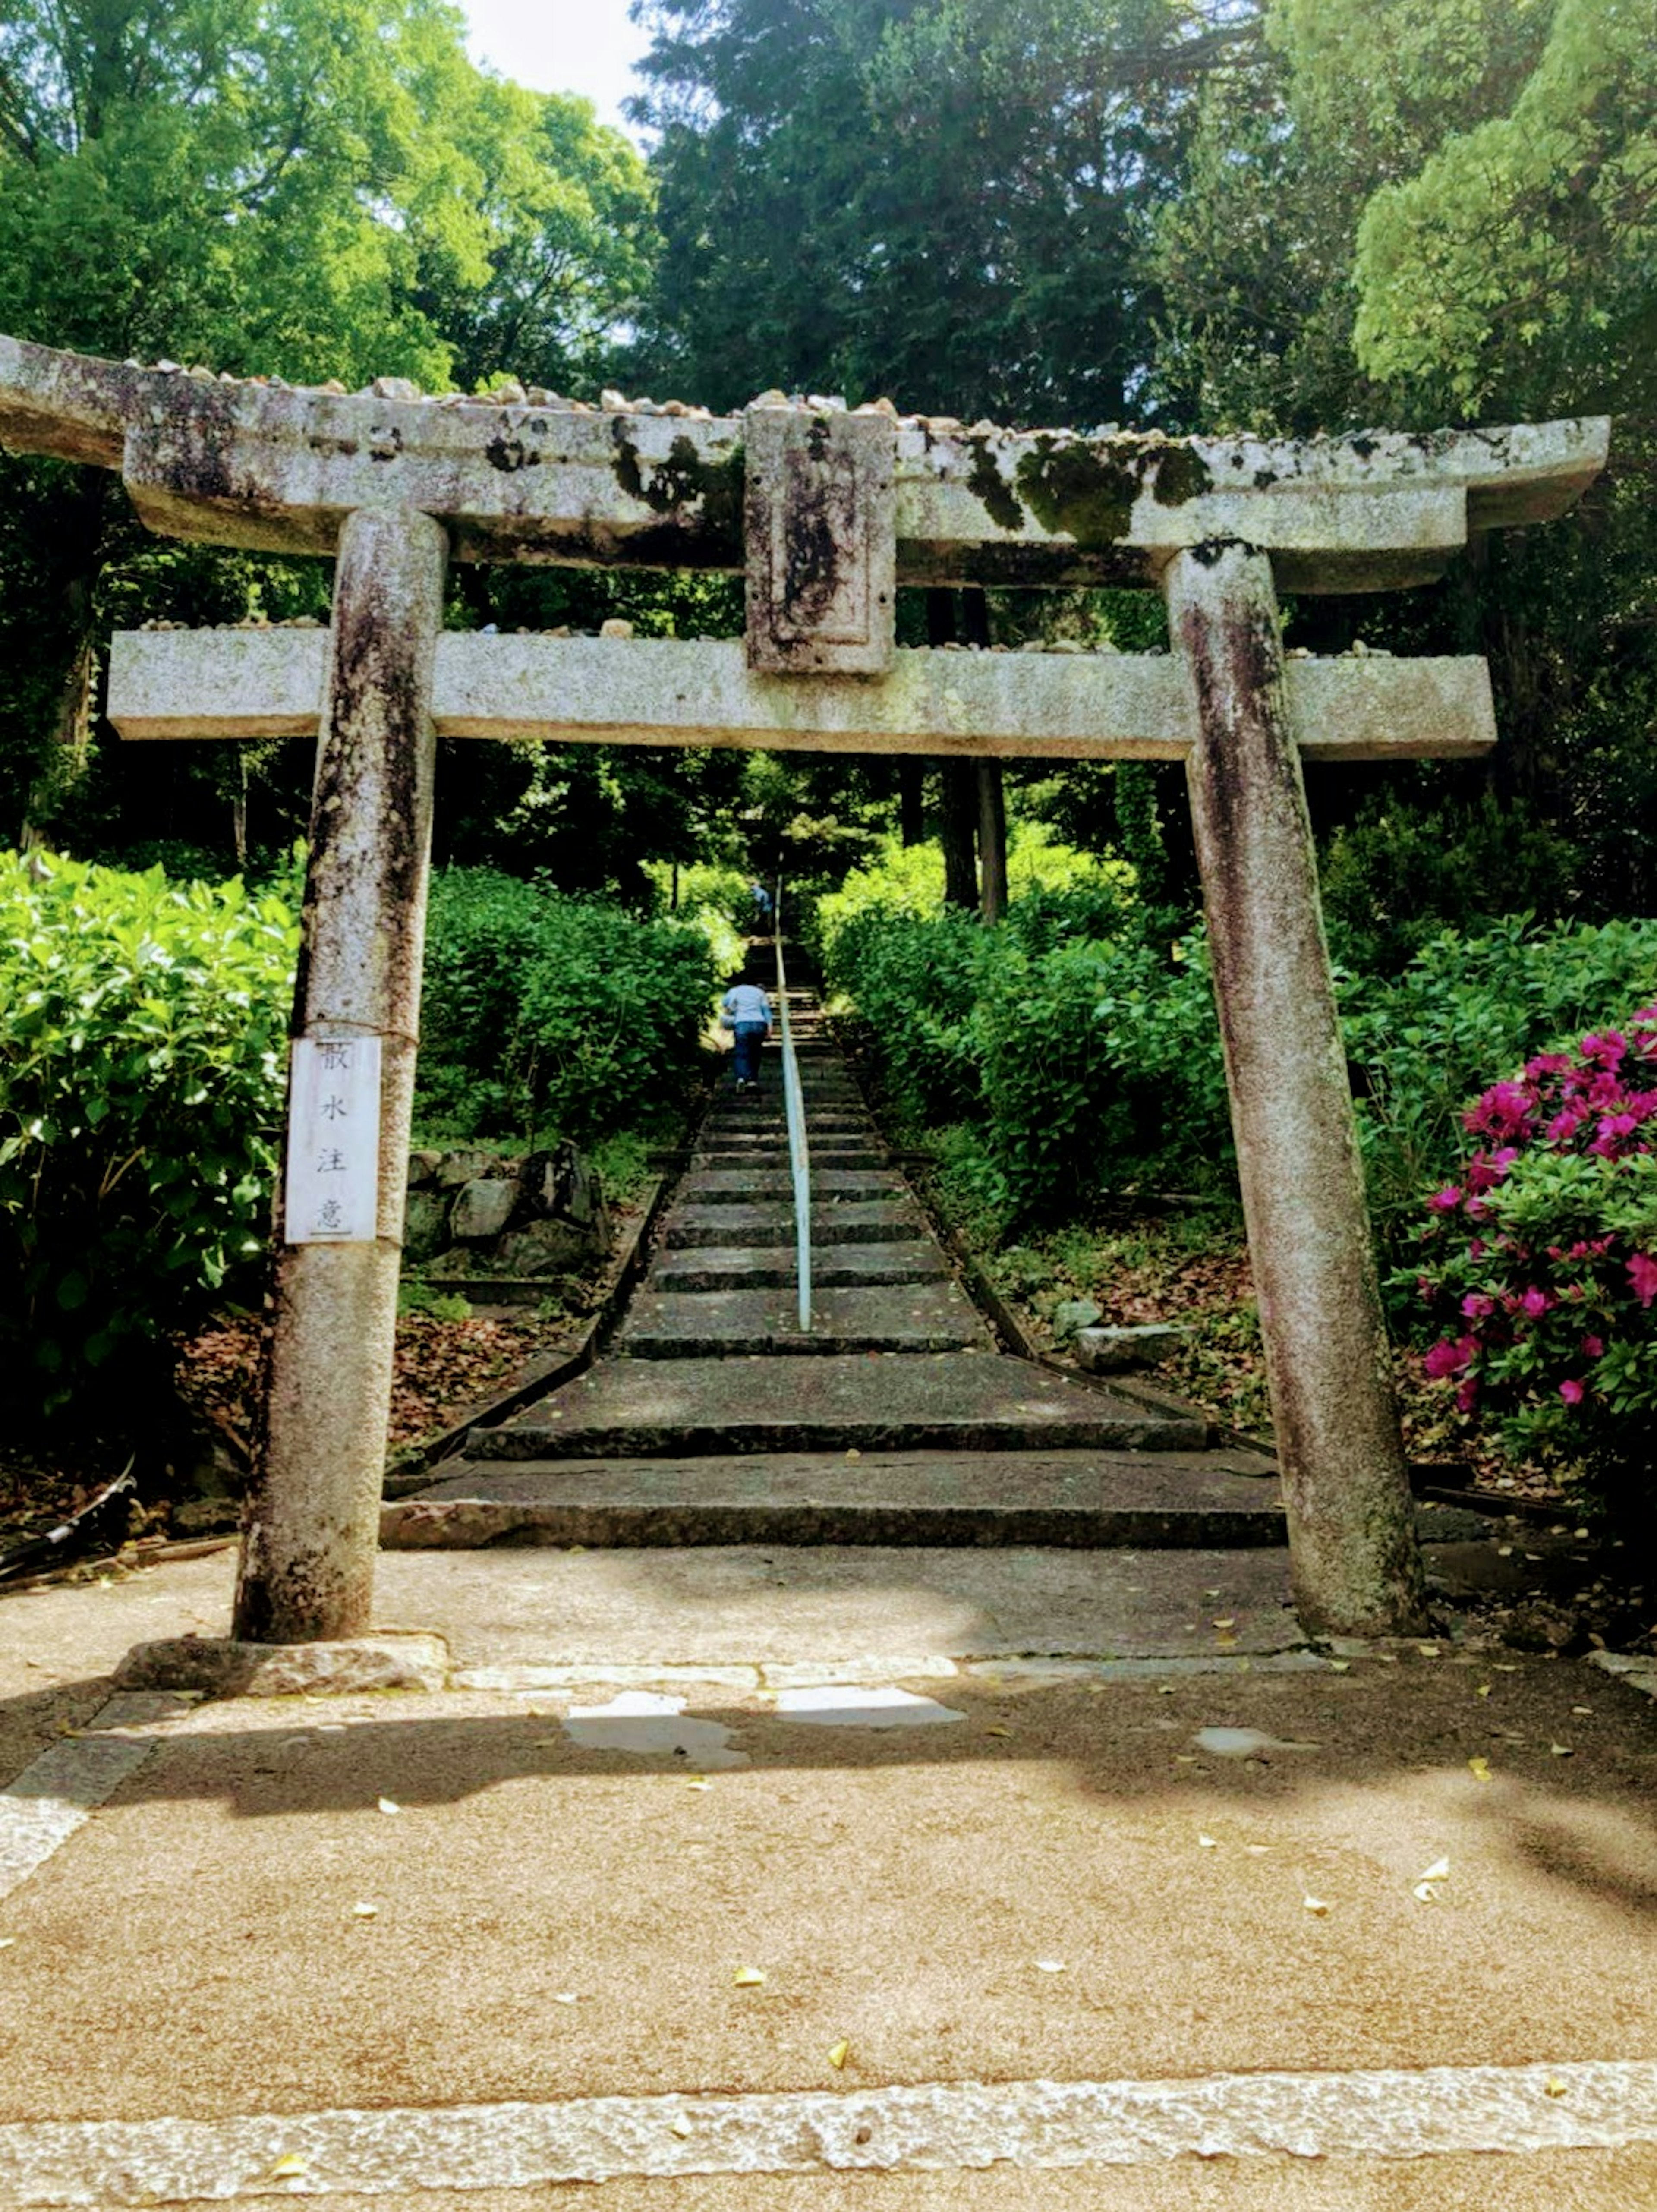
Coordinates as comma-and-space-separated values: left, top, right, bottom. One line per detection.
721, 975, 773, 1092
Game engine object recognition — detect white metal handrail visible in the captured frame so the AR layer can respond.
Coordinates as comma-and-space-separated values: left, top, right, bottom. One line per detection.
772, 881, 811, 1333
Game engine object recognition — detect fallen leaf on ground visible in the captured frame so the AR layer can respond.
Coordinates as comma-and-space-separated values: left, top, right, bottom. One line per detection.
1418, 1858, 1451, 1882
1327, 1660, 1351, 1673
1545, 2077, 1569, 2098
984, 1725, 1013, 1737
733, 1966, 767, 1988
685, 1776, 712, 1790
377, 1797, 400, 1815
351, 1903, 378, 1919
553, 1993, 578, 2005
1412, 1882, 1440, 1903
1476, 1684, 1492, 1698
1033, 1959, 1068, 1973
1303, 1896, 1331, 1916
0, 1937, 15, 1951
828, 2039, 851, 2070
670, 2116, 693, 2139
1550, 1742, 1575, 1757
1468, 1757, 1493, 1782
265, 2155, 307, 2181
1197, 1833, 1219, 1849
1211, 1617, 1235, 1630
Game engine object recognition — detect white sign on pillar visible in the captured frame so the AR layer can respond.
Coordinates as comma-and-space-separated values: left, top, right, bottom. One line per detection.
283, 1036, 382, 1244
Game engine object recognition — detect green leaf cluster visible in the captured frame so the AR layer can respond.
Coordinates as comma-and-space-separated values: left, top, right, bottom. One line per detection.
417, 869, 722, 1146
0, 848, 298, 1413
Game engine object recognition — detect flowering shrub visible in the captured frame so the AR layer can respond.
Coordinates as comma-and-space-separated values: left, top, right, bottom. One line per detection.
1413, 1008, 1657, 1521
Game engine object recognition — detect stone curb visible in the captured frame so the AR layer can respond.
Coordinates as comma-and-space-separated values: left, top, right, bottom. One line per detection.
112, 1632, 450, 1698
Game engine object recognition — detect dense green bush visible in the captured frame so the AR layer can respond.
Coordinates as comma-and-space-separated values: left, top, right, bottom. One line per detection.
418, 869, 721, 1143
0, 851, 297, 1412
1343, 916, 1657, 1251
822, 844, 1657, 1240
1321, 794, 1578, 976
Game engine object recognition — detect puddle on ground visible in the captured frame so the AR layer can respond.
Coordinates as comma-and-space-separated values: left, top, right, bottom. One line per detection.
772, 1686, 967, 1729
562, 1691, 748, 1768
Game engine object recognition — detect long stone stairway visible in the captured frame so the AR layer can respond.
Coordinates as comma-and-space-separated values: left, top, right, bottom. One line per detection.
387, 977, 1285, 1549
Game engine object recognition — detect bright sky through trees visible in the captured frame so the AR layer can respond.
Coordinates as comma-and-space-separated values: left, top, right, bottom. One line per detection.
460, 0, 650, 135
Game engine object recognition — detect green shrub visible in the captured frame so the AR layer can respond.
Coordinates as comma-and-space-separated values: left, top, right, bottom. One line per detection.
1321, 794, 1578, 976
0, 851, 297, 1414
1342, 915, 1657, 1256
418, 869, 720, 1144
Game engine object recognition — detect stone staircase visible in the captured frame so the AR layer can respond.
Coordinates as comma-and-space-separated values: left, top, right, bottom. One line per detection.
384, 979, 1284, 1550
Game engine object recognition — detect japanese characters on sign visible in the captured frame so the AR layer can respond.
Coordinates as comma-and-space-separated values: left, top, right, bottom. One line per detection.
283, 1036, 382, 1243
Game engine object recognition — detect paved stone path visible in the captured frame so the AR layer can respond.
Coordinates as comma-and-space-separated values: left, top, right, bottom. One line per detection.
388, 980, 1282, 1549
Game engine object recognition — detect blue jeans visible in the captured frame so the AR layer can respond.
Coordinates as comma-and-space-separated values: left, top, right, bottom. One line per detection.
731, 1022, 767, 1084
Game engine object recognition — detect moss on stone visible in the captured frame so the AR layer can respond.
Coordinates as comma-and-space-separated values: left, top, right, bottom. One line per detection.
965, 435, 1025, 534
1014, 434, 1213, 548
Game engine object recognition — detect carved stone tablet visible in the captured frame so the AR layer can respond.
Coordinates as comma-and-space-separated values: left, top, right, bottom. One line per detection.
744, 407, 896, 674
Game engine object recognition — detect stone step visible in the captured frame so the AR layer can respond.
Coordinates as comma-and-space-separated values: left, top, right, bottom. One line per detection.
473, 1352, 1210, 1459
692, 1146, 888, 1168
616, 1282, 992, 1358
649, 1242, 948, 1292
677, 1170, 903, 1205
661, 1201, 926, 1249
387, 1447, 1281, 1548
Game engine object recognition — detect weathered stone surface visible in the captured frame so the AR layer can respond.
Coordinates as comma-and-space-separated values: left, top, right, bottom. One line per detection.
663, 1200, 923, 1249
450, 1176, 519, 1241
1166, 542, 1426, 1639
113, 1632, 449, 1696
492, 1219, 595, 1275
386, 1449, 1283, 1551
434, 1147, 507, 1189
744, 405, 896, 674
0, 337, 1606, 585
1075, 1323, 1187, 1373
617, 1282, 991, 1358
473, 1352, 1209, 1460
406, 1148, 444, 1188
650, 1241, 947, 1293
401, 1188, 451, 1267
232, 505, 447, 1648
109, 631, 1501, 763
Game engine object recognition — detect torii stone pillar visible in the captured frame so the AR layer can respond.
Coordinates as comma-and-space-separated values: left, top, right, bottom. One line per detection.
1166, 545, 1424, 1633
233, 507, 448, 1642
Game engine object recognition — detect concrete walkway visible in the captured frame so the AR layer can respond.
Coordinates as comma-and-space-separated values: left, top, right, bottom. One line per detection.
4, 1544, 1657, 2208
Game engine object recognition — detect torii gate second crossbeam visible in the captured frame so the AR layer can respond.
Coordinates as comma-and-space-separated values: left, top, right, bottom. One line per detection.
0, 337, 1609, 1646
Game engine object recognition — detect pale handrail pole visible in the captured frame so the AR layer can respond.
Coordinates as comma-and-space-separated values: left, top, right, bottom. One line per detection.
772, 879, 812, 1333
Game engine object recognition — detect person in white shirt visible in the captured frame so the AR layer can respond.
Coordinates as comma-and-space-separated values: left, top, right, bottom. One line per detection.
721, 978, 774, 1091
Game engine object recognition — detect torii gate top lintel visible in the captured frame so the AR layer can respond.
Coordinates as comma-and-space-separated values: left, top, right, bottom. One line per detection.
0, 334, 1608, 595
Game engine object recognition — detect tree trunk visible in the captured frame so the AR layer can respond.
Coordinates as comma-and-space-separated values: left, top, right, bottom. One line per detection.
960, 591, 1007, 920
926, 589, 980, 909
898, 760, 924, 847
977, 760, 1008, 922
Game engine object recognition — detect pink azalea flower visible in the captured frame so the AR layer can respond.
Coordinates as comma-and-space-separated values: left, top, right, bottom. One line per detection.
1460, 1292, 1496, 1319
1583, 1336, 1605, 1359
1559, 1378, 1585, 1406
1455, 1378, 1479, 1414
1428, 1184, 1462, 1213
1518, 1286, 1552, 1319
1628, 1252, 1657, 1308
1424, 1335, 1477, 1380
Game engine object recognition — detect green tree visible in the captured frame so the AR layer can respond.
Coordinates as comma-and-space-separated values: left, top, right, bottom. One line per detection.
635, 0, 1256, 419
0, 0, 654, 860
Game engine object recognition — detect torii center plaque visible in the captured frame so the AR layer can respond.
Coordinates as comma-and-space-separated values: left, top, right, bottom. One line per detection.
0, 335, 1608, 1645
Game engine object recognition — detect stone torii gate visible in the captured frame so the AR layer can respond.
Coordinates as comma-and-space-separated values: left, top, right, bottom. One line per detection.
0, 337, 1608, 1646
